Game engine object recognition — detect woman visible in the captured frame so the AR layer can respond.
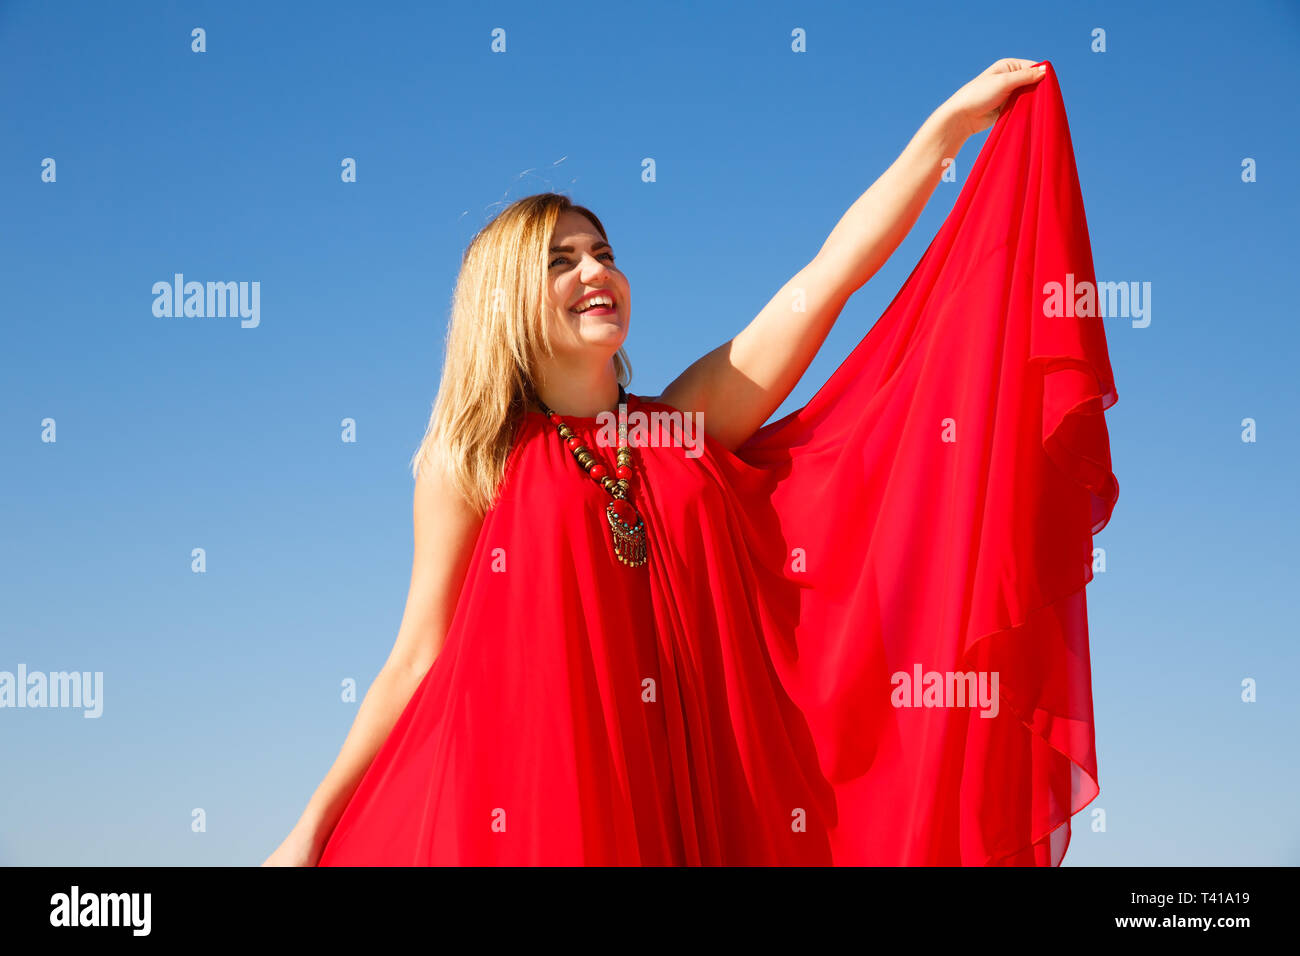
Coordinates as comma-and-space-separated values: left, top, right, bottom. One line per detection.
265, 58, 1118, 865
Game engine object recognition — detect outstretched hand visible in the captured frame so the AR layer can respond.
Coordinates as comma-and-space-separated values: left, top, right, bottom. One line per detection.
943, 59, 1047, 139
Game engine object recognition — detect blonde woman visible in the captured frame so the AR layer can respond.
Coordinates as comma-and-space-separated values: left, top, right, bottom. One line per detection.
265, 59, 1118, 865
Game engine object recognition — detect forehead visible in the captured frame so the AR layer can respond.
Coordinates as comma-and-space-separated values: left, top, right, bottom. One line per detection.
551, 210, 603, 241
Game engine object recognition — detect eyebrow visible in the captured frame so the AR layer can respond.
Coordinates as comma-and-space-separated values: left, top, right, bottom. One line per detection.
548, 241, 612, 253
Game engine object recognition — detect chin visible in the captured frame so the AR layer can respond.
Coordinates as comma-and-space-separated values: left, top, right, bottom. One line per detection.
580, 322, 628, 345
583, 336, 628, 353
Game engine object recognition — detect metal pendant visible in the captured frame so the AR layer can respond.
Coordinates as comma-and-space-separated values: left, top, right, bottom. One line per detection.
606, 498, 648, 567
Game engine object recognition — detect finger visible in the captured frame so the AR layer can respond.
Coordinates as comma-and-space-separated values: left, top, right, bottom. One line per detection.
987, 57, 1040, 75
1002, 63, 1048, 88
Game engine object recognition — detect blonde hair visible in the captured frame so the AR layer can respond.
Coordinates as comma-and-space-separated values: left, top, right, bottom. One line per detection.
409, 193, 632, 515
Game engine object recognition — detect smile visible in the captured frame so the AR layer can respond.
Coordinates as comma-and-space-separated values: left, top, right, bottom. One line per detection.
570, 291, 618, 315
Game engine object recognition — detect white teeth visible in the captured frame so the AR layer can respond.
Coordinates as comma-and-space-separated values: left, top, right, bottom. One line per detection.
573, 294, 614, 312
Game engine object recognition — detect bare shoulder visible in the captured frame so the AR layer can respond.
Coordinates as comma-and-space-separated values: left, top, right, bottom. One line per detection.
643, 380, 754, 452
382, 452, 485, 673
640, 385, 697, 415
413, 452, 484, 546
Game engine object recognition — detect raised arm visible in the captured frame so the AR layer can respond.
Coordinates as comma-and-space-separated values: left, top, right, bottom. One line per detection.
657, 59, 1047, 451
263, 452, 483, 866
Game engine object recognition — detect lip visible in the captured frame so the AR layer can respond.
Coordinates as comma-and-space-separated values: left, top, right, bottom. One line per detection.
569, 288, 618, 313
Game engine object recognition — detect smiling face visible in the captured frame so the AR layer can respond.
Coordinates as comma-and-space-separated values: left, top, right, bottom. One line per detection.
542, 209, 631, 360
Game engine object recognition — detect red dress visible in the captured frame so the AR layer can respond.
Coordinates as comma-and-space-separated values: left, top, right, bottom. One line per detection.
317, 62, 1117, 866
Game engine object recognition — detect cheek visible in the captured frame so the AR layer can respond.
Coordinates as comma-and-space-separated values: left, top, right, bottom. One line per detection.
545, 282, 568, 314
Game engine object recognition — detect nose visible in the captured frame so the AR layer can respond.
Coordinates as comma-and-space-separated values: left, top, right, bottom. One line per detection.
580, 253, 612, 279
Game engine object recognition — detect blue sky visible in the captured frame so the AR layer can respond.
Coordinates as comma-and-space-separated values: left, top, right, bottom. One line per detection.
2, 0, 1297, 866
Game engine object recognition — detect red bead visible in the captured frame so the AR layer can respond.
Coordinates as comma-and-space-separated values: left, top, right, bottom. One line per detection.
549, 413, 561, 424
567, 437, 581, 450
589, 463, 607, 479
609, 499, 639, 527
616, 465, 632, 479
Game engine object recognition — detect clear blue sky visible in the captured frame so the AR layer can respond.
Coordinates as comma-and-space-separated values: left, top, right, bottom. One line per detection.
2, 0, 1297, 866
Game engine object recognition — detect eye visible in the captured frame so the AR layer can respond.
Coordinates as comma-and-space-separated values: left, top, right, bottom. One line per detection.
549, 252, 616, 268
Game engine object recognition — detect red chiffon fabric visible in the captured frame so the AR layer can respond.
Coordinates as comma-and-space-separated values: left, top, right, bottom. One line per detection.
317, 62, 1117, 866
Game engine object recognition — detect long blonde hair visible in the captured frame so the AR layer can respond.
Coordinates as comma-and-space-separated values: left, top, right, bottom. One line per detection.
409, 193, 632, 515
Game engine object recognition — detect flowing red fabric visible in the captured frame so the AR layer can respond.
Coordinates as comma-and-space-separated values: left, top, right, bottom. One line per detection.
317, 62, 1117, 867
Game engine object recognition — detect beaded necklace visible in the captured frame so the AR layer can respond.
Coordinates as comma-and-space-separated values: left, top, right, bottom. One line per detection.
534, 383, 648, 568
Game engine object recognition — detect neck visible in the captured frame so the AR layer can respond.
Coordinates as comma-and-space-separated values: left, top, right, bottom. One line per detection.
531, 359, 621, 418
